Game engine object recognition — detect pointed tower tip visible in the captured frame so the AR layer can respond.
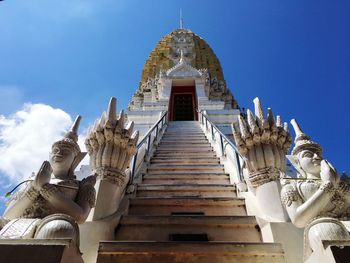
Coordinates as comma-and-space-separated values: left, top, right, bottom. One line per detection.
179, 8, 183, 29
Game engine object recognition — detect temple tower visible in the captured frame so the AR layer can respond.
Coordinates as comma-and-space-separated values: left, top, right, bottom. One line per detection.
126, 29, 240, 138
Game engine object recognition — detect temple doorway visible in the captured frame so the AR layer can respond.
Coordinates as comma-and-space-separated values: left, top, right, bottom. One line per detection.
169, 86, 198, 121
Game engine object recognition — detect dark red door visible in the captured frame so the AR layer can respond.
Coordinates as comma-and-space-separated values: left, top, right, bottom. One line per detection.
169, 86, 197, 121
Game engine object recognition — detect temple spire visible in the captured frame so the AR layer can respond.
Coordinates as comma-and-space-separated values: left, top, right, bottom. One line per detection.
180, 9, 183, 29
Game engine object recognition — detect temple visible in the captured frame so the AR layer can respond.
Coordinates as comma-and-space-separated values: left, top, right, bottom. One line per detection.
1, 28, 350, 263
126, 29, 239, 138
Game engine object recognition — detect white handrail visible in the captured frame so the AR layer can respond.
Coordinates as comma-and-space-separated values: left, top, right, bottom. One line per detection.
129, 111, 168, 184
198, 110, 244, 183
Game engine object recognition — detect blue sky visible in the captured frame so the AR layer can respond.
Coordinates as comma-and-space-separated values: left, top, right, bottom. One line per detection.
0, 0, 349, 211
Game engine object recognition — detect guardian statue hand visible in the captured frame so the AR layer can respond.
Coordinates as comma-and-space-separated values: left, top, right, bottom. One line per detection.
32, 161, 52, 190
85, 97, 139, 185
320, 159, 339, 184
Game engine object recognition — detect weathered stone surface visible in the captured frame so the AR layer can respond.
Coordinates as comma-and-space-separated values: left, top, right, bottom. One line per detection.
128, 197, 246, 216
0, 239, 83, 263
97, 241, 284, 263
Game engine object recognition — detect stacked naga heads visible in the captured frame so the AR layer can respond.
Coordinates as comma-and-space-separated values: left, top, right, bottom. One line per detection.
232, 98, 292, 187
85, 97, 139, 183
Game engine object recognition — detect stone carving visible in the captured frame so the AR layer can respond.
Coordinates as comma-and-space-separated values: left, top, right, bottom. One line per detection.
232, 98, 292, 188
280, 119, 350, 259
85, 97, 139, 187
211, 77, 219, 92
208, 77, 236, 108
141, 77, 157, 92
218, 80, 227, 93
166, 50, 202, 78
169, 29, 195, 64
85, 97, 139, 220
199, 68, 210, 97
1, 116, 96, 247
128, 91, 144, 110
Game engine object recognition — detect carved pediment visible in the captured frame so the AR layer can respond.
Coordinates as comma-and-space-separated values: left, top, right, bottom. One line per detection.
166, 51, 202, 78
167, 64, 202, 78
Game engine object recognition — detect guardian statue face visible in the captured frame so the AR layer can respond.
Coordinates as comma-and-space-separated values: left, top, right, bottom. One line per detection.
287, 119, 323, 178
48, 116, 83, 179
50, 144, 76, 177
298, 149, 322, 176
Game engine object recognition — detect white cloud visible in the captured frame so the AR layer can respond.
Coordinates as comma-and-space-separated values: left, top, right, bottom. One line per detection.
0, 103, 86, 184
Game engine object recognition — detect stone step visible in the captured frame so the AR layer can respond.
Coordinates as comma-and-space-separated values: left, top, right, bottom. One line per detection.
151, 155, 220, 162
165, 132, 203, 134
166, 127, 201, 129
165, 130, 203, 132
115, 215, 261, 242
159, 142, 210, 146
161, 137, 207, 141
162, 135, 207, 139
165, 128, 202, 130
164, 132, 205, 136
160, 136, 209, 144
155, 150, 215, 154
145, 171, 228, 176
165, 132, 204, 134
97, 241, 285, 263
147, 165, 224, 173
160, 140, 208, 143
161, 138, 207, 141
142, 174, 229, 185
162, 135, 206, 139
157, 145, 212, 149
154, 152, 217, 158
156, 148, 213, 153
150, 161, 220, 165
128, 197, 246, 216
136, 184, 236, 198
159, 141, 209, 145
157, 146, 211, 150
147, 168, 224, 174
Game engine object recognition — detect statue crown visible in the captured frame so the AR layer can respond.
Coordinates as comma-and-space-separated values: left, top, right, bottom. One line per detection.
290, 119, 322, 156
52, 116, 82, 155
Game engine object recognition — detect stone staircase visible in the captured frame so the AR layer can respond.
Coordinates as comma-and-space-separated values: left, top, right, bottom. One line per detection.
97, 121, 284, 263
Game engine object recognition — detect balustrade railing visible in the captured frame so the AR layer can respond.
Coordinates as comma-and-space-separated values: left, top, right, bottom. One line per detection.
197, 110, 244, 183
129, 111, 168, 184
